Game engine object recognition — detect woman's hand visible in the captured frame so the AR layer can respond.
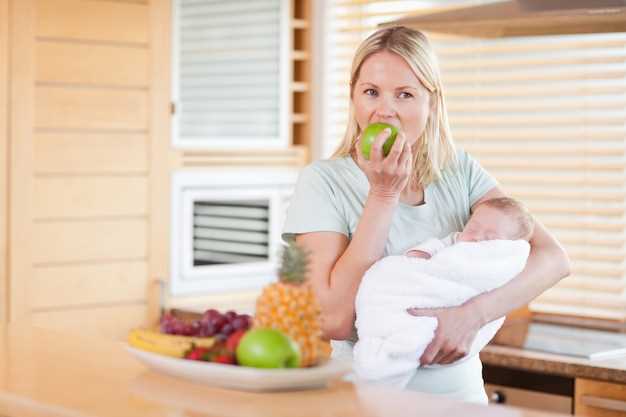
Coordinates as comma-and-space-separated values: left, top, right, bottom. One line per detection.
355, 128, 412, 201
407, 303, 482, 366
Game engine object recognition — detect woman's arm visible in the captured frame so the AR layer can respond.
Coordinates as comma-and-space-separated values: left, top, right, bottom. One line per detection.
296, 130, 413, 340
296, 194, 398, 340
409, 186, 571, 365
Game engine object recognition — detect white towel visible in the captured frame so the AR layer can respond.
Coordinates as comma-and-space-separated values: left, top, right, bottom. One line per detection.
353, 239, 530, 387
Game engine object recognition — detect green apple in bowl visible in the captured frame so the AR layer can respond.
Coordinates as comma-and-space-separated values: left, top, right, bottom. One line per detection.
360, 122, 399, 160
235, 328, 301, 368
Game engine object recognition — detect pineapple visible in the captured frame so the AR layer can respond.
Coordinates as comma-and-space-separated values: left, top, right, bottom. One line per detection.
254, 241, 331, 367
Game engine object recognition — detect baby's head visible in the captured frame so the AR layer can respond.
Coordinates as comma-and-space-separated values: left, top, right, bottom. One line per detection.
458, 197, 534, 243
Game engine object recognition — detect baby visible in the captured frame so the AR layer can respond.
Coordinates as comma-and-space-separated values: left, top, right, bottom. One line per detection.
352, 197, 535, 388
406, 196, 534, 259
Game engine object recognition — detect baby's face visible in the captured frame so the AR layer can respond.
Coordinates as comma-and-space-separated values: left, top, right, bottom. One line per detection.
458, 206, 519, 242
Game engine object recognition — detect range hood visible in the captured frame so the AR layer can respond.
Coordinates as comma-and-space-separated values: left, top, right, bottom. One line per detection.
385, 0, 626, 38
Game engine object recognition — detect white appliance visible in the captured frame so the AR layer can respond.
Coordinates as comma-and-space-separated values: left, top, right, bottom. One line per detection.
170, 167, 299, 296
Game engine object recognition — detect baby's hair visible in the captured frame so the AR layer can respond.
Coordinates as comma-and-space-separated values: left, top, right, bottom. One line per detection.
475, 197, 535, 241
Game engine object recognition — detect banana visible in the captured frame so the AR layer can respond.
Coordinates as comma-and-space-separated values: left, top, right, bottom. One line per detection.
127, 328, 215, 358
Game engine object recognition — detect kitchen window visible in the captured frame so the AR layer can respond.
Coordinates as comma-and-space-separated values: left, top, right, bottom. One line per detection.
322, 0, 626, 322
171, 0, 291, 150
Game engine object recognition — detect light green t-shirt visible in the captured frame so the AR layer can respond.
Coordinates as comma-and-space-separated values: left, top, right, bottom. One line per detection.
282, 149, 497, 401
282, 149, 497, 255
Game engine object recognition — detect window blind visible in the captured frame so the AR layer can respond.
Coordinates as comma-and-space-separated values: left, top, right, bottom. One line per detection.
172, 0, 290, 149
324, 0, 626, 321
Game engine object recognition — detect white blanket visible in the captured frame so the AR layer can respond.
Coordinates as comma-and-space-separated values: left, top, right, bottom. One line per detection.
353, 240, 530, 387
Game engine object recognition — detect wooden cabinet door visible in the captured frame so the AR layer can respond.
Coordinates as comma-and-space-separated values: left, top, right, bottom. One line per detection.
576, 378, 626, 416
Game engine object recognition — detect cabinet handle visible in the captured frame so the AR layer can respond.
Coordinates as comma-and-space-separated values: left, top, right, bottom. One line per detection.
490, 390, 507, 404
581, 395, 626, 412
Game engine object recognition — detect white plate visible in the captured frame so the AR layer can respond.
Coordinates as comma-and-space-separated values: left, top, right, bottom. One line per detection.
126, 346, 352, 392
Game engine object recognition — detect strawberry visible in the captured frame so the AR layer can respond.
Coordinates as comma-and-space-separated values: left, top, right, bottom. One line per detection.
226, 329, 247, 353
185, 346, 210, 361
214, 354, 236, 365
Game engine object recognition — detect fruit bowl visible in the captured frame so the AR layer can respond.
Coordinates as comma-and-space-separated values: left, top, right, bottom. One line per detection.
126, 345, 352, 392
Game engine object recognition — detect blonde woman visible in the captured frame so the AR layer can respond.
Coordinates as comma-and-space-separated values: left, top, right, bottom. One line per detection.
282, 26, 569, 403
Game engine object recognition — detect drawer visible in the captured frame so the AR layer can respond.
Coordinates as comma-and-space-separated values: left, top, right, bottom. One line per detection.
486, 383, 573, 414
575, 378, 626, 417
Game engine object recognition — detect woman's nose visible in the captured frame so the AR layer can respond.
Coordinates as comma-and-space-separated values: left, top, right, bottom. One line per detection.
374, 95, 397, 118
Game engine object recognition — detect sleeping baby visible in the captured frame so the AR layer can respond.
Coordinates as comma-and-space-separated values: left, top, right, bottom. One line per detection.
406, 196, 534, 258
353, 197, 535, 388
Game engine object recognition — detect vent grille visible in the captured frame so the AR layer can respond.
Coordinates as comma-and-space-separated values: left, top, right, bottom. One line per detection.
192, 200, 270, 266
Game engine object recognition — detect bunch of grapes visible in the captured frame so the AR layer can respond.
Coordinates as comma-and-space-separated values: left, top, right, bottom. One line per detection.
160, 309, 253, 340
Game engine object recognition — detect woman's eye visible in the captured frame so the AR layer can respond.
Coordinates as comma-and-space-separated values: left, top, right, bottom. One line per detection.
364, 88, 377, 96
399, 91, 414, 99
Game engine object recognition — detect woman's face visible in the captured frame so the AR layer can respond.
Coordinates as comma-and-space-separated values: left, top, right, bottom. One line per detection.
352, 50, 432, 147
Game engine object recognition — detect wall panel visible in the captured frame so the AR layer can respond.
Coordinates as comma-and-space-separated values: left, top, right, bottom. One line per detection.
0, 0, 8, 324
32, 219, 147, 264
34, 133, 148, 174
33, 176, 148, 219
9, 0, 35, 321
35, 87, 148, 130
31, 261, 148, 309
31, 304, 147, 340
36, 41, 149, 87
36, 0, 149, 44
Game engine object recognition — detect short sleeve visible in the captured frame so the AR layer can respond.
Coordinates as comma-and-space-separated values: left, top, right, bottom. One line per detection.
405, 238, 447, 257
459, 150, 498, 207
281, 164, 349, 242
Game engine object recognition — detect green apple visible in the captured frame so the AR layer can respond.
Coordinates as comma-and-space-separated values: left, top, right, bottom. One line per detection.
360, 122, 399, 160
235, 328, 301, 368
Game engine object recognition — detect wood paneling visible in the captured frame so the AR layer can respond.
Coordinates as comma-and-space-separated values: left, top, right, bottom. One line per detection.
34, 133, 148, 174
36, 41, 149, 87
575, 378, 626, 416
10, 0, 35, 321
0, 0, 8, 324
31, 303, 147, 340
147, 0, 172, 325
7, 0, 153, 337
33, 219, 147, 264
35, 86, 148, 130
33, 176, 148, 219
31, 261, 148, 309
36, 0, 149, 44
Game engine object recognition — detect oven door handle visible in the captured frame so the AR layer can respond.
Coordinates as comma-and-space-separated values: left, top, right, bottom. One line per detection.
581, 394, 626, 412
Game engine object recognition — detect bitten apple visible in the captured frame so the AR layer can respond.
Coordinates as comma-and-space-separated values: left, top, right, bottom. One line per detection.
360, 122, 399, 160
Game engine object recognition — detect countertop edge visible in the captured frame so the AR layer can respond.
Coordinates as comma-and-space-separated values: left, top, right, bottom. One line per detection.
480, 345, 626, 384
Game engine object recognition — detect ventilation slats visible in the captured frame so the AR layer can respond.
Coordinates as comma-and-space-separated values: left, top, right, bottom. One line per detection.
193, 200, 270, 266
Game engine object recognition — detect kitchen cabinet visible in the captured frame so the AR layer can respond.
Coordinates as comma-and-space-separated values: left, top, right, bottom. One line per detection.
483, 364, 574, 414
575, 378, 626, 416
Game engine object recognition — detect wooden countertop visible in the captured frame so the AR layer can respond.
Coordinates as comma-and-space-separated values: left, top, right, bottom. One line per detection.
481, 344, 626, 383
0, 323, 566, 417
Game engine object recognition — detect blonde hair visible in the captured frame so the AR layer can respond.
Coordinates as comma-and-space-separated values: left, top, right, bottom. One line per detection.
330, 26, 457, 187
476, 197, 535, 241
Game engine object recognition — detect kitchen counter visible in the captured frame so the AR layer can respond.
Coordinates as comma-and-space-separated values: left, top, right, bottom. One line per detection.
0, 323, 566, 417
481, 318, 626, 384
481, 344, 626, 384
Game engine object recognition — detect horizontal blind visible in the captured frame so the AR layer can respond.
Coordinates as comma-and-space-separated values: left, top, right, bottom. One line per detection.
324, 0, 626, 321
173, 0, 288, 148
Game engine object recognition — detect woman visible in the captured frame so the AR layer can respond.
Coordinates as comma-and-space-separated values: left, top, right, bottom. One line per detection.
282, 26, 569, 403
